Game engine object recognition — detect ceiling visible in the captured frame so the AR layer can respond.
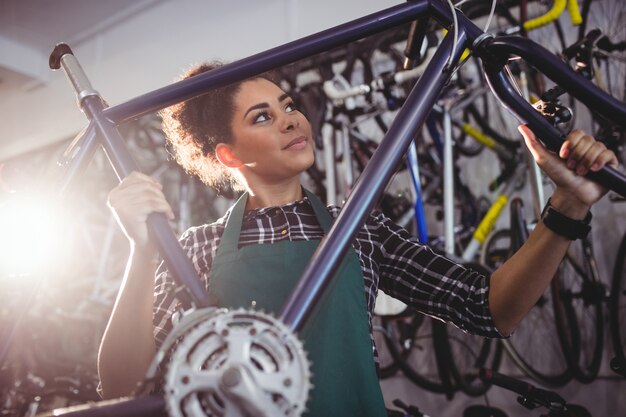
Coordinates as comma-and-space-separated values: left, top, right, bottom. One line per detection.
0, 0, 164, 91
0, 0, 374, 163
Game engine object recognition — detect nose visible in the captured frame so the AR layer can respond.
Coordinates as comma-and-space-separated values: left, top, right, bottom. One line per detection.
280, 114, 299, 132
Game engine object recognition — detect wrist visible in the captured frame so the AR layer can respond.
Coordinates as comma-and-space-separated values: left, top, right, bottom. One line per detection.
549, 189, 591, 220
541, 197, 592, 240
130, 242, 159, 264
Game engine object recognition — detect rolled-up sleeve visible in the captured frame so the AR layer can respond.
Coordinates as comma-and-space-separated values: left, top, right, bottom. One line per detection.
373, 212, 503, 338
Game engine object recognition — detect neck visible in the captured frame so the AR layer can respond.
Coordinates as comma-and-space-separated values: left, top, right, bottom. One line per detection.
245, 178, 304, 210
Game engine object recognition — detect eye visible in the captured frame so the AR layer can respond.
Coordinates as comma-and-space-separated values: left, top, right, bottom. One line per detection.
285, 101, 297, 113
253, 111, 271, 123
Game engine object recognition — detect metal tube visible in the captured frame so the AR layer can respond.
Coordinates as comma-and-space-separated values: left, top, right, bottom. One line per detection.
341, 120, 354, 193
80, 96, 212, 308
51, 43, 213, 308
482, 65, 626, 197
443, 106, 455, 257
56, 122, 99, 196
487, 36, 626, 125
280, 30, 468, 332
518, 70, 545, 218
36, 396, 166, 417
407, 141, 429, 243
322, 124, 337, 206
103, 1, 432, 124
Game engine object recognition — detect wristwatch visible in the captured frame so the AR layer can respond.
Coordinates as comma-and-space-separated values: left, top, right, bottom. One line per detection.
541, 198, 592, 240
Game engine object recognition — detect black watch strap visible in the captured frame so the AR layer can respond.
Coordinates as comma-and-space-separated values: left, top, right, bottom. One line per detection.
541, 198, 592, 240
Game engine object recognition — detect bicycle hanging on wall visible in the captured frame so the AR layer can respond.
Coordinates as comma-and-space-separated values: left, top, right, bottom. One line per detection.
39, 0, 626, 416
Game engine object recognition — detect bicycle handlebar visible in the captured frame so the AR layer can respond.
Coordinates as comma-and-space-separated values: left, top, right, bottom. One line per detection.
476, 36, 626, 198
566, 0, 583, 26
479, 368, 567, 410
522, 0, 581, 32
322, 66, 422, 101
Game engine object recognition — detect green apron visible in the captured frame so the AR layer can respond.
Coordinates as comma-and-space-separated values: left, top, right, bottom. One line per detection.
209, 189, 387, 416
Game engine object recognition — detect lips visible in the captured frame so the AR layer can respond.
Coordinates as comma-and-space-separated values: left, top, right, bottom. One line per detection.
282, 136, 307, 150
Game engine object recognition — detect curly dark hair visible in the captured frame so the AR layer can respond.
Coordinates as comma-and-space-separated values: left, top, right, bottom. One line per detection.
160, 61, 279, 191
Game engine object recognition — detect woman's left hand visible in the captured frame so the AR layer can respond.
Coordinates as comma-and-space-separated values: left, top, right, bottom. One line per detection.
519, 125, 619, 207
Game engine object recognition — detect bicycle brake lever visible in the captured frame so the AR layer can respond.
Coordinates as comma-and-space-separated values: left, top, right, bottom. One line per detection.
481, 61, 626, 197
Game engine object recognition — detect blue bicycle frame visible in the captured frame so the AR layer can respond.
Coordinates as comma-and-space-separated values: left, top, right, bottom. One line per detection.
50, 3, 626, 412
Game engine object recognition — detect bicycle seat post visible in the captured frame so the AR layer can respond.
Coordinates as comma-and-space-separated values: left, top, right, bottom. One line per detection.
49, 43, 212, 309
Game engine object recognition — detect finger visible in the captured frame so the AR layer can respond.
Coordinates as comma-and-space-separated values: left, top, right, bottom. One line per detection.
565, 134, 595, 170
518, 124, 543, 162
108, 184, 169, 216
148, 198, 176, 220
132, 196, 175, 219
113, 195, 175, 222
573, 141, 606, 176
590, 148, 619, 172
109, 178, 164, 203
563, 129, 593, 159
560, 129, 585, 159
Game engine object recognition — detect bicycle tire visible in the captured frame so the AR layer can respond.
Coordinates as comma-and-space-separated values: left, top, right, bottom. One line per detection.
552, 237, 605, 383
482, 201, 572, 387
452, 58, 489, 158
381, 313, 455, 395
372, 313, 401, 379
580, 0, 626, 104
442, 262, 503, 397
610, 230, 626, 377
575, 1, 626, 158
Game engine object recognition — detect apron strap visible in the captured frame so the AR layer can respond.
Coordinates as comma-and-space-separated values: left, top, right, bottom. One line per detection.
303, 188, 333, 233
216, 189, 332, 256
215, 192, 249, 256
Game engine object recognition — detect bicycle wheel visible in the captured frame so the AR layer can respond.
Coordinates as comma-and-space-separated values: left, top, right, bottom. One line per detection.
580, 0, 626, 103
552, 237, 605, 384
381, 312, 455, 396
482, 228, 572, 386
442, 262, 503, 397
372, 313, 401, 379
480, 228, 511, 270
451, 57, 489, 158
577, 0, 626, 155
610, 231, 626, 377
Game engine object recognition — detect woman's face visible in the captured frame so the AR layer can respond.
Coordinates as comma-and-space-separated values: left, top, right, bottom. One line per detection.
228, 78, 315, 185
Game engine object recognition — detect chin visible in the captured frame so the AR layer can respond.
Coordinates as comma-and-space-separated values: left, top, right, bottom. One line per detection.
303, 152, 315, 171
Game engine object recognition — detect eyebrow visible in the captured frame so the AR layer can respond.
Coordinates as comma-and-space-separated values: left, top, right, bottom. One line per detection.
243, 93, 290, 119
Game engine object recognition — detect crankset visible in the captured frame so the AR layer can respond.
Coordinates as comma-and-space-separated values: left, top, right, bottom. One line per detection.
159, 308, 311, 417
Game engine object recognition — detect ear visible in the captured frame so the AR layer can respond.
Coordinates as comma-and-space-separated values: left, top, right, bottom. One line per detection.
215, 143, 243, 168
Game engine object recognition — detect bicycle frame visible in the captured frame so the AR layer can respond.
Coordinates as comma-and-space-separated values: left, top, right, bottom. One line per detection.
49, 0, 626, 414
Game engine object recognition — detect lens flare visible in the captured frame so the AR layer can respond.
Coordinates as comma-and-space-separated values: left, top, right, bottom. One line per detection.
0, 195, 64, 277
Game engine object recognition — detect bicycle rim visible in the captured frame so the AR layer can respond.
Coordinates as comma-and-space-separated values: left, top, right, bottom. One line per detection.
484, 229, 572, 386
381, 314, 454, 395
443, 322, 502, 397
583, 0, 626, 103
442, 262, 503, 397
553, 238, 604, 383
610, 232, 626, 374
373, 313, 401, 378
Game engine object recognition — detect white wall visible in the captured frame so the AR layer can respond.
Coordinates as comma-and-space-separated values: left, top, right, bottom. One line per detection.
0, 0, 398, 161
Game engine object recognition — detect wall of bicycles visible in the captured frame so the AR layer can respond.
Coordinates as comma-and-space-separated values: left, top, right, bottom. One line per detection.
1, 1, 625, 416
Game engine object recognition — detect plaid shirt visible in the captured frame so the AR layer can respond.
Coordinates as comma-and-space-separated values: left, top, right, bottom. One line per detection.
153, 196, 502, 355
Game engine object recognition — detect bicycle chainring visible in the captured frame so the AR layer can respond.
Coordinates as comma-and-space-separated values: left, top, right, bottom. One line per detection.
163, 308, 311, 417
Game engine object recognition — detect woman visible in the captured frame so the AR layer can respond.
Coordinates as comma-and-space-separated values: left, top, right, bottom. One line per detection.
98, 62, 617, 415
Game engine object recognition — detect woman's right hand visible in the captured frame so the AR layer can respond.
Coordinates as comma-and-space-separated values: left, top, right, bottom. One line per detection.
107, 171, 175, 252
